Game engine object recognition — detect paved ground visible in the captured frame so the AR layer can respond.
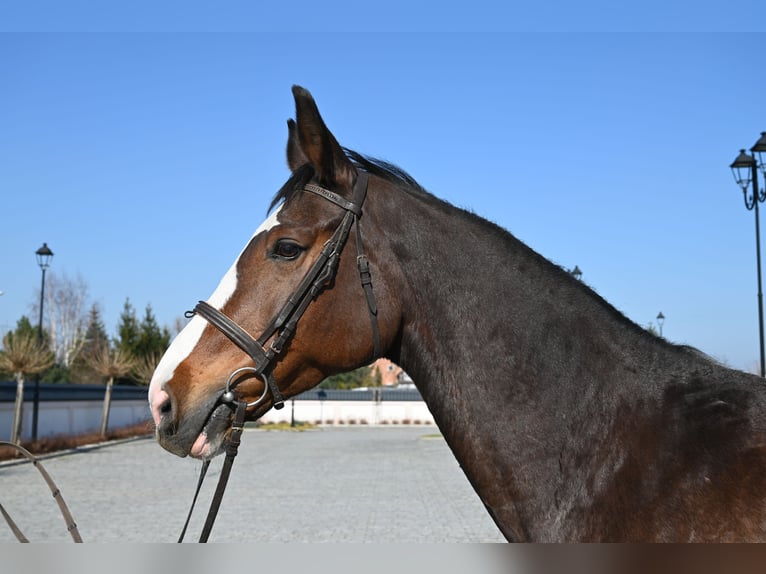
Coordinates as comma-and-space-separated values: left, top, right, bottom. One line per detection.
0, 426, 506, 543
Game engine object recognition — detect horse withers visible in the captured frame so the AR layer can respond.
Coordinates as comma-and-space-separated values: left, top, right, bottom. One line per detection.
149, 86, 766, 542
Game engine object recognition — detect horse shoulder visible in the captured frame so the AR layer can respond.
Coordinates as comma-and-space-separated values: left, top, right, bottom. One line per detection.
568, 368, 766, 541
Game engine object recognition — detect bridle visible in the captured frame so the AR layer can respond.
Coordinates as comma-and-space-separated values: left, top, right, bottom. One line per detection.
178, 170, 381, 542
189, 170, 380, 411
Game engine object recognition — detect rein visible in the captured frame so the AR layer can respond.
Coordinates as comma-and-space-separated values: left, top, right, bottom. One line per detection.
0, 441, 83, 543
178, 171, 380, 542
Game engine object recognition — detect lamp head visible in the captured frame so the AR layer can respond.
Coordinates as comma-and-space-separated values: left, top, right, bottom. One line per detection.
35, 243, 54, 270
731, 149, 755, 192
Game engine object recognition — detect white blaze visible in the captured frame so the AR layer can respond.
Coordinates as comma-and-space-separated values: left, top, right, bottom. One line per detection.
148, 206, 282, 403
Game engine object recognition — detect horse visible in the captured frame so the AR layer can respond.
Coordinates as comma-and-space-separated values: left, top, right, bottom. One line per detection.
149, 85, 766, 542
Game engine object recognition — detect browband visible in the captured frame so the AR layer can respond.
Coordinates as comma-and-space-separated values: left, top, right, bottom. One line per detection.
304, 182, 363, 216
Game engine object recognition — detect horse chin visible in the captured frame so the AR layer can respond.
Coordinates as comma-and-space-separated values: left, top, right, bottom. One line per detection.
189, 403, 233, 460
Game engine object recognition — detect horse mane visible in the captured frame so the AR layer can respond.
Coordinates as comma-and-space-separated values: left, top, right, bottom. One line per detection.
344, 149, 431, 199
268, 149, 677, 354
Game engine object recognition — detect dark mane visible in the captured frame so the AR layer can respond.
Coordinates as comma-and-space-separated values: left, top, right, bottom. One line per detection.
347, 155, 673, 350
269, 149, 431, 213
268, 148, 669, 351
344, 149, 431, 200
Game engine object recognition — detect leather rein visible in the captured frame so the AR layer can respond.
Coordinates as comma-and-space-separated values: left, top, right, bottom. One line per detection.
178, 171, 380, 542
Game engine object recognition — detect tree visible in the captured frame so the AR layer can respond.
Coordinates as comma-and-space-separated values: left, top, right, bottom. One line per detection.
34, 271, 89, 369
40, 363, 73, 383
81, 303, 110, 358
73, 303, 111, 384
0, 331, 54, 444
136, 304, 171, 361
115, 301, 170, 384
86, 343, 137, 437
115, 298, 140, 356
4, 316, 37, 342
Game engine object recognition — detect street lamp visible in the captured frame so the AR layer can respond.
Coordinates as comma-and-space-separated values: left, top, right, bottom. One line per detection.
656, 312, 665, 338
32, 242, 53, 440
731, 134, 766, 377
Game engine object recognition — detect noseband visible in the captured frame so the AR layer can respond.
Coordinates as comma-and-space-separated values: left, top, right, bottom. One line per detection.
178, 171, 381, 542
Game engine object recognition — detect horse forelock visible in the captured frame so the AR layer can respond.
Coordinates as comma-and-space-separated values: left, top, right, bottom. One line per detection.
269, 164, 314, 213
269, 149, 431, 215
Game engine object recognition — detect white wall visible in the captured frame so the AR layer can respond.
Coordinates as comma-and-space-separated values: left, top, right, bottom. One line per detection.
0, 400, 151, 442
0, 398, 435, 442
259, 399, 436, 426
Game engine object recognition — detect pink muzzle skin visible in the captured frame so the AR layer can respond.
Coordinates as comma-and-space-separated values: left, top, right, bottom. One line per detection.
150, 388, 171, 427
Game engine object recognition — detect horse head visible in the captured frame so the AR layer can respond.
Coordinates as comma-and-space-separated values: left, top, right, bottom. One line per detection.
149, 86, 401, 458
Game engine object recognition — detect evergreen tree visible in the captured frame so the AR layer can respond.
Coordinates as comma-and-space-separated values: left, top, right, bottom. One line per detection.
112, 299, 140, 384
112, 301, 170, 384
4, 316, 42, 347
136, 304, 170, 360
72, 304, 111, 384
80, 304, 109, 360
115, 298, 140, 356
40, 363, 73, 383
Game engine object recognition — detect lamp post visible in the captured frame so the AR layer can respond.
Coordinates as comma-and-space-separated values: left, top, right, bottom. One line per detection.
318, 389, 326, 425
656, 312, 665, 338
33, 242, 53, 440
731, 132, 766, 377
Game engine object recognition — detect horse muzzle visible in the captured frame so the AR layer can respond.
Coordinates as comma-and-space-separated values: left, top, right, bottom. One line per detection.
151, 387, 233, 459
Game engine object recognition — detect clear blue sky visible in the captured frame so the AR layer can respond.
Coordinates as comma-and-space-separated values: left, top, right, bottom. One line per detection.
2, 10, 766, 372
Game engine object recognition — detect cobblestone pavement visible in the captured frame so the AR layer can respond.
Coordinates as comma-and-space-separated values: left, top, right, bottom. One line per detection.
0, 427, 506, 543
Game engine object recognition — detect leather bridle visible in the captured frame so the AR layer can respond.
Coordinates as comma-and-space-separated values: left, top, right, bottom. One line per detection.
178, 171, 381, 542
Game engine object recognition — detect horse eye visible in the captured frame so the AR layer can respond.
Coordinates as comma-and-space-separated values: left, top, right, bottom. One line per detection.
273, 240, 303, 260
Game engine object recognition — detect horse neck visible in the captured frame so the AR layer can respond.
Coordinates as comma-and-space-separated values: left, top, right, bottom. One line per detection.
373, 186, 679, 540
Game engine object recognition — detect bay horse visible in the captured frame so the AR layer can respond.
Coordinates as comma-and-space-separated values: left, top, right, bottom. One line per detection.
149, 86, 766, 542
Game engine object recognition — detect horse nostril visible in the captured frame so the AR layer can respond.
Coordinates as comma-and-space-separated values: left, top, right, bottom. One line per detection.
151, 389, 173, 427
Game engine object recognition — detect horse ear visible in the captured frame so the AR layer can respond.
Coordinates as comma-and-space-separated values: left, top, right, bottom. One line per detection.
286, 119, 309, 172
291, 85, 356, 191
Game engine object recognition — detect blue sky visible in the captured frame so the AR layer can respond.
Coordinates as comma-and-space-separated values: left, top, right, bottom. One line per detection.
2, 21, 766, 371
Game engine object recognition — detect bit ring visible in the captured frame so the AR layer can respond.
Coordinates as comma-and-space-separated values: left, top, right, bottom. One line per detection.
224, 367, 271, 408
